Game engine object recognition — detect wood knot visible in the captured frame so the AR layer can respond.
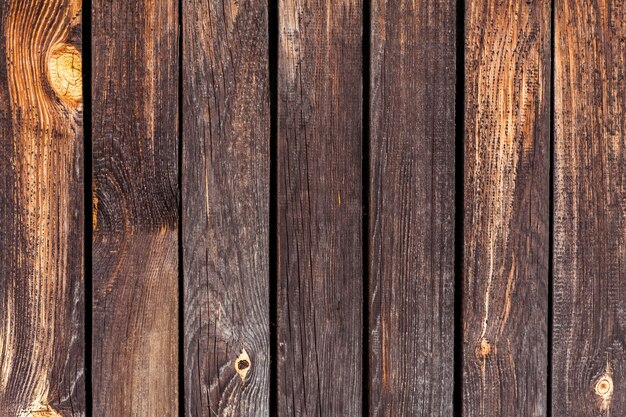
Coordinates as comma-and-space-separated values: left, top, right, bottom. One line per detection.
480, 338, 491, 357
48, 44, 82, 106
595, 375, 613, 399
235, 349, 251, 382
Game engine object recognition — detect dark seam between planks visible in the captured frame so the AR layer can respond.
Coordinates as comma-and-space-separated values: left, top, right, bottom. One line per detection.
83, 0, 93, 414
453, 0, 465, 416
362, 0, 371, 415
547, 0, 555, 414
268, 0, 279, 415
178, 0, 185, 414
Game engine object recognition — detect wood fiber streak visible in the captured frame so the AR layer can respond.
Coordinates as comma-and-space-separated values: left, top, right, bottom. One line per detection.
369, 0, 456, 415
553, 0, 626, 415
277, 0, 363, 415
182, 0, 270, 415
0, 0, 85, 415
91, 0, 179, 415
463, 0, 550, 415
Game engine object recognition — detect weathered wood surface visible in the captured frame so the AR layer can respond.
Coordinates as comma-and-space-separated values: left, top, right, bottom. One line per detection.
0, 0, 85, 415
4, 1, 626, 414
463, 0, 551, 415
369, 0, 456, 416
553, 0, 626, 415
91, 0, 179, 415
182, 0, 271, 415
277, 0, 363, 415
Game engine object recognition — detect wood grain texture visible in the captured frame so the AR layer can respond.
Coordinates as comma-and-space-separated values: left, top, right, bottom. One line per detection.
277, 0, 363, 415
182, 0, 270, 415
463, 0, 550, 415
553, 0, 626, 415
0, 0, 85, 415
91, 0, 179, 415
369, 0, 456, 415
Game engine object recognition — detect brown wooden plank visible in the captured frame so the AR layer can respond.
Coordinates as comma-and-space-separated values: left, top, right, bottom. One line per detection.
182, 0, 270, 415
368, 0, 456, 415
463, 0, 551, 414
0, 1, 85, 415
277, 1, 363, 415
553, 0, 626, 414
91, 0, 179, 415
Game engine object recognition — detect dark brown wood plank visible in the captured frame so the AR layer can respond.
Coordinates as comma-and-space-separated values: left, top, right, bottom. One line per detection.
182, 0, 270, 415
369, 0, 456, 415
553, 0, 626, 414
463, 0, 550, 415
0, 1, 85, 415
91, 1, 179, 415
277, 1, 363, 415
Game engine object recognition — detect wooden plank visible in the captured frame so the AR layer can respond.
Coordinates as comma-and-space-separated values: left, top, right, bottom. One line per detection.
553, 0, 626, 415
463, 0, 550, 415
182, 0, 270, 414
368, 0, 456, 415
0, 1, 85, 415
277, 1, 363, 415
91, 1, 179, 415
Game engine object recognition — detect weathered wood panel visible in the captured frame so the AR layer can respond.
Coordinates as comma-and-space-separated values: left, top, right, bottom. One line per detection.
463, 0, 550, 415
91, 0, 179, 415
277, 0, 363, 415
0, 0, 85, 415
182, 0, 270, 415
553, 0, 626, 415
369, 0, 456, 415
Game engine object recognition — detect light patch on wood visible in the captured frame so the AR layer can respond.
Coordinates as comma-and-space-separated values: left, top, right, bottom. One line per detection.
92, 192, 99, 230
0, 297, 15, 391
235, 349, 251, 382
48, 44, 82, 106
381, 319, 389, 385
69, 0, 81, 24
18, 402, 63, 417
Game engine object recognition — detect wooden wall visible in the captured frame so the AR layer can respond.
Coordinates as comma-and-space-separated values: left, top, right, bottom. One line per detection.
0, 0, 623, 415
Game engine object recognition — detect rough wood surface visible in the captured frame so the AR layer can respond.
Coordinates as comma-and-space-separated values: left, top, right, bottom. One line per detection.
369, 0, 456, 415
182, 0, 270, 415
91, 0, 179, 415
0, 1, 85, 415
553, 0, 626, 415
277, 1, 363, 415
463, 0, 550, 415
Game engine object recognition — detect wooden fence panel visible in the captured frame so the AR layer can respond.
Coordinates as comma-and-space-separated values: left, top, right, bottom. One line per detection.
463, 0, 551, 415
277, 0, 363, 415
0, 1, 85, 415
3, 1, 626, 414
91, 1, 179, 415
368, 0, 456, 416
553, 0, 626, 414
182, 0, 271, 415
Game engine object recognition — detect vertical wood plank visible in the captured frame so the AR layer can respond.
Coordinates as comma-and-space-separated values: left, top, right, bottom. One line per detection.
91, 1, 179, 415
463, 0, 550, 415
277, 1, 363, 415
553, 0, 626, 415
369, 0, 456, 415
0, 1, 85, 415
182, 0, 270, 414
